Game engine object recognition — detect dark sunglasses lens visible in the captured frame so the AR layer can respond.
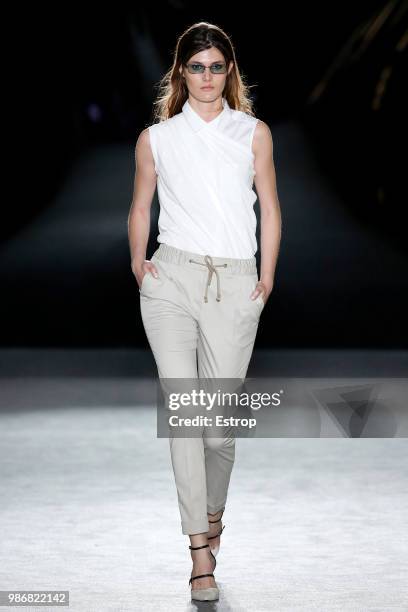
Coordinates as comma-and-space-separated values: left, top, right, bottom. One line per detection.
211, 64, 226, 73
187, 63, 226, 74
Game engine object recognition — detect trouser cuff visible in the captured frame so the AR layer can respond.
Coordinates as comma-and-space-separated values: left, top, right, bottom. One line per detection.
181, 518, 210, 535
207, 503, 226, 515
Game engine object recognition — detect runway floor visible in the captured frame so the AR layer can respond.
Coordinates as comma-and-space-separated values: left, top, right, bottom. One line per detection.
0, 349, 407, 611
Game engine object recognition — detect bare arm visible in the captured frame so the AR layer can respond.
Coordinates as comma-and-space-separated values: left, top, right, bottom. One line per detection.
127, 128, 160, 287
251, 120, 282, 304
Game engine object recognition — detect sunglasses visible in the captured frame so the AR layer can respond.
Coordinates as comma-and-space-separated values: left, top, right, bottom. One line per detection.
184, 62, 227, 74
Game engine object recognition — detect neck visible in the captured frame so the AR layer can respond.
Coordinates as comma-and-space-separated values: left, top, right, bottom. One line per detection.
188, 95, 224, 121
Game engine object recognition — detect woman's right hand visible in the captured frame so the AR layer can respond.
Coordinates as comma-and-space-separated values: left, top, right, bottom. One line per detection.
135, 259, 159, 289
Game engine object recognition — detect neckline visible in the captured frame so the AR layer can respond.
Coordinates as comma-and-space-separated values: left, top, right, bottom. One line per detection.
183, 97, 228, 131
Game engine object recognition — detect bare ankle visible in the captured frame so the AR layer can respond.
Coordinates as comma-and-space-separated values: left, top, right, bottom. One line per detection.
208, 507, 224, 518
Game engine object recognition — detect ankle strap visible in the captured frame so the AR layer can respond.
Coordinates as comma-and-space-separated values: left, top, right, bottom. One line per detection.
189, 572, 214, 585
189, 543, 209, 550
208, 509, 224, 523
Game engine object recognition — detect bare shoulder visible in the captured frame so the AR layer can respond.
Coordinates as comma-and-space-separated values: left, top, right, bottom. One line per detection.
253, 119, 272, 147
135, 126, 156, 165
136, 127, 152, 152
252, 120, 273, 163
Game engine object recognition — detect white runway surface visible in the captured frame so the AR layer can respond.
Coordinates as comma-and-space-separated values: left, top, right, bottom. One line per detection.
0, 350, 407, 611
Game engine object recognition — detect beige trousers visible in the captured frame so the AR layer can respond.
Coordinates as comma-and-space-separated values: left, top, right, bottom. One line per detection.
140, 243, 264, 534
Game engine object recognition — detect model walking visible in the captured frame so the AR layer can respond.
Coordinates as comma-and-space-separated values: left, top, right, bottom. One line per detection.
128, 21, 281, 601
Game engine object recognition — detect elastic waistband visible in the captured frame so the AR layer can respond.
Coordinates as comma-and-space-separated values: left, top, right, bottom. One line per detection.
153, 243, 257, 275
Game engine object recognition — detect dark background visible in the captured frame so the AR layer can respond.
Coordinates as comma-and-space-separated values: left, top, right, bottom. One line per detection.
2, 1, 407, 348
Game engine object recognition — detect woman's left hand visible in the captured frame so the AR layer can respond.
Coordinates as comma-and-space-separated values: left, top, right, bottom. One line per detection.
251, 280, 273, 306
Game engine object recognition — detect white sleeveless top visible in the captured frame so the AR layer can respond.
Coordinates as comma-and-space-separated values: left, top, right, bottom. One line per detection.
148, 96, 259, 258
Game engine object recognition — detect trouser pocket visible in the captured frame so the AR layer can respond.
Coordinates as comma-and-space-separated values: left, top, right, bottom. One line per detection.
233, 274, 263, 348
139, 257, 170, 296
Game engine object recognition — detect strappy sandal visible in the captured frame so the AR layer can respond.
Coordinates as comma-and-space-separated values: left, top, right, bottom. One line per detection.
207, 510, 226, 557
188, 543, 219, 601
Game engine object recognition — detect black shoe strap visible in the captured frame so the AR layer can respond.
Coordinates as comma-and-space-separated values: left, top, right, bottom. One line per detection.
189, 572, 214, 585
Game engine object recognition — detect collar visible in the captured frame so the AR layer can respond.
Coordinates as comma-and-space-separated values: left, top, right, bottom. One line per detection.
182, 96, 230, 132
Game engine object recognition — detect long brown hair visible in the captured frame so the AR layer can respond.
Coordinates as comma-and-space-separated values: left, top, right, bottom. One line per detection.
151, 22, 255, 123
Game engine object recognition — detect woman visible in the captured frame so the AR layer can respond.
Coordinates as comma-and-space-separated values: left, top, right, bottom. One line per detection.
128, 21, 281, 601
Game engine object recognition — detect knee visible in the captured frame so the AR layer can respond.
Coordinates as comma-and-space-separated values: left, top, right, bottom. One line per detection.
204, 436, 235, 453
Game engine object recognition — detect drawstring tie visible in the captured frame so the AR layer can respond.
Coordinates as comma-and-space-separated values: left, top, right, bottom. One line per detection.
189, 255, 228, 302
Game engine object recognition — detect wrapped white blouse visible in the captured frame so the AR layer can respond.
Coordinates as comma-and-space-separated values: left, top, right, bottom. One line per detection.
148, 96, 259, 258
